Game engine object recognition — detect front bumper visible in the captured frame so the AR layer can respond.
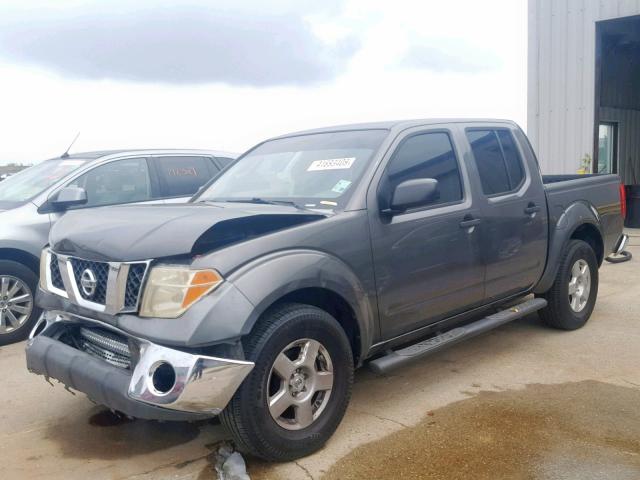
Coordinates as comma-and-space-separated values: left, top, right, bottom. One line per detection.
26, 311, 253, 420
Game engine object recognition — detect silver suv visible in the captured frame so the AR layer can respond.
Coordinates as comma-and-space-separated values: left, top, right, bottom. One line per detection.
0, 149, 236, 345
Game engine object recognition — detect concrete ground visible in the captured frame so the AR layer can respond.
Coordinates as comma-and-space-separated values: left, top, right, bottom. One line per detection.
1, 238, 639, 479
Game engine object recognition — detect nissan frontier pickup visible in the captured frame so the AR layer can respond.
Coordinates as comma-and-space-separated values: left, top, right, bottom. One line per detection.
27, 119, 626, 461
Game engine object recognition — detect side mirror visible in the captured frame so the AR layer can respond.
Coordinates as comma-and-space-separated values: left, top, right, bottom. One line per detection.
51, 186, 88, 210
385, 178, 439, 214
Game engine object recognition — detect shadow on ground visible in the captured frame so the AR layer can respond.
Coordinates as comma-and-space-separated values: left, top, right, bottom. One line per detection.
43, 407, 216, 460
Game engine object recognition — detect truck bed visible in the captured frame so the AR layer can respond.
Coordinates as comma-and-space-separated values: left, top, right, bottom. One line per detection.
543, 173, 623, 258
542, 173, 605, 184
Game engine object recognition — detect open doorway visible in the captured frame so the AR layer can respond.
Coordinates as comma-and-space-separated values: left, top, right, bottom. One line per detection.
594, 15, 640, 184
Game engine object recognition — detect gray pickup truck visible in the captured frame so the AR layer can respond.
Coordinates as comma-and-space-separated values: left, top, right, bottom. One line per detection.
0, 149, 236, 345
26, 119, 626, 461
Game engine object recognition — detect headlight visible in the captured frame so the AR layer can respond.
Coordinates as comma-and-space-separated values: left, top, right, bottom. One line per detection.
139, 266, 223, 318
39, 248, 49, 292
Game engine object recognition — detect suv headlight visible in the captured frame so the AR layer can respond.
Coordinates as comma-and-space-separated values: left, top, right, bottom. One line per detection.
139, 266, 223, 318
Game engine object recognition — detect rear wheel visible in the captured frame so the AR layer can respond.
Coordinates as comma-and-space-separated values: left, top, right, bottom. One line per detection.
537, 240, 598, 330
220, 303, 353, 461
0, 260, 41, 346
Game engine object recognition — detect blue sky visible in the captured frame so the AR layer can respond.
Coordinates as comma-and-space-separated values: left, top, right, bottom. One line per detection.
0, 0, 526, 164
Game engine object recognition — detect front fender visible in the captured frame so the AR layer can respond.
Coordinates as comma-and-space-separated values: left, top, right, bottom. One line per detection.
533, 201, 602, 294
229, 249, 377, 360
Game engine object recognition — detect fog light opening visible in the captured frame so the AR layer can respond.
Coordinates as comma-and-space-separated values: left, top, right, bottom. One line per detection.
151, 362, 176, 394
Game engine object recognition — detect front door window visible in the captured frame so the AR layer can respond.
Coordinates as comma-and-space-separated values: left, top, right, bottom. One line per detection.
68, 158, 152, 207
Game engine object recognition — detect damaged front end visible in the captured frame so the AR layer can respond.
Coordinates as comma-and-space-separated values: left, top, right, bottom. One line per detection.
48, 202, 327, 262
28, 202, 329, 418
26, 312, 253, 420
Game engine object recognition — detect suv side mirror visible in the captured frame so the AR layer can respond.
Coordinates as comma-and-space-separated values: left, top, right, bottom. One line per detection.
385, 178, 439, 214
51, 186, 88, 210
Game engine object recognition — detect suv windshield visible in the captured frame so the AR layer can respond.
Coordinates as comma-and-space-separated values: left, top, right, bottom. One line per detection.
0, 159, 87, 209
199, 129, 387, 209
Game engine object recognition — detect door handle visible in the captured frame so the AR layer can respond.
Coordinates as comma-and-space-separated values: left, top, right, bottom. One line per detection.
524, 204, 541, 215
459, 217, 481, 229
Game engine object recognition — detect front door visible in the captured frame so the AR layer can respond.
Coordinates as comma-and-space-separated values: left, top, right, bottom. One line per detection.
464, 127, 548, 300
369, 128, 485, 339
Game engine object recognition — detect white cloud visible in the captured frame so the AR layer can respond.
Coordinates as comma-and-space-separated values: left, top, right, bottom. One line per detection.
0, 0, 527, 164
0, 3, 358, 86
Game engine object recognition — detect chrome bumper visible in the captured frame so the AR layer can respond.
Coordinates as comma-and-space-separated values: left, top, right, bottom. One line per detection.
28, 311, 253, 416
614, 234, 629, 255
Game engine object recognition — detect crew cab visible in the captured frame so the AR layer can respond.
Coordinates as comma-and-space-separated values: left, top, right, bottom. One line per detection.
26, 120, 626, 461
0, 149, 236, 345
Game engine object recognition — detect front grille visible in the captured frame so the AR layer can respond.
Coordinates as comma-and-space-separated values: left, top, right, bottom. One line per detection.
50, 254, 64, 290
70, 259, 109, 304
47, 251, 149, 313
125, 263, 147, 308
78, 327, 131, 369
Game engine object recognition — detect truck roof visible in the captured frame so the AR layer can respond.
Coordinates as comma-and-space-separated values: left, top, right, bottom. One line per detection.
275, 118, 520, 139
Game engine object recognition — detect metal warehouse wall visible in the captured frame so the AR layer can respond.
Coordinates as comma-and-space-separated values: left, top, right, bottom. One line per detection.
527, 0, 640, 174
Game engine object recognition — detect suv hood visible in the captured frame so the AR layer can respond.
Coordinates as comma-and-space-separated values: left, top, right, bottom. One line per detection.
49, 202, 327, 262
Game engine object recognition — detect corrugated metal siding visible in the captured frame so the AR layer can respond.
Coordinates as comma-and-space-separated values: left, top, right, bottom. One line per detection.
528, 0, 640, 174
600, 107, 640, 182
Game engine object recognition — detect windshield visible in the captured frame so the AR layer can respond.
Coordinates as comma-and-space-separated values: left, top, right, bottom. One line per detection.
199, 129, 387, 209
0, 159, 87, 209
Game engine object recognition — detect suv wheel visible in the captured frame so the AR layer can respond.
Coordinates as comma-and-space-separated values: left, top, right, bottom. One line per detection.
220, 303, 353, 461
537, 239, 598, 330
0, 260, 41, 346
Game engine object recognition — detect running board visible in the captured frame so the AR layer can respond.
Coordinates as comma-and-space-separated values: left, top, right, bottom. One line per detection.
368, 298, 547, 374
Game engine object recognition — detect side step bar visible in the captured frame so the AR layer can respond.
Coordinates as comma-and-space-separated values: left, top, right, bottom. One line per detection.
368, 297, 547, 374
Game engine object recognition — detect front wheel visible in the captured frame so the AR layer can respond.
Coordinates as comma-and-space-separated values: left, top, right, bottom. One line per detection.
537, 239, 598, 330
0, 260, 41, 346
220, 303, 353, 461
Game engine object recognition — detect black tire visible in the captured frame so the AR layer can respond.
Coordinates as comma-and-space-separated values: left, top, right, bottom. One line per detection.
605, 250, 632, 264
537, 239, 598, 330
220, 303, 354, 461
0, 260, 41, 346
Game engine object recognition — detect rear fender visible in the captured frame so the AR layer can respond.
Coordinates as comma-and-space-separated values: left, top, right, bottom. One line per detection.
534, 201, 602, 294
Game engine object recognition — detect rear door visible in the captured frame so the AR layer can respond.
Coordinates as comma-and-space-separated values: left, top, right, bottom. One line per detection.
151, 155, 221, 202
368, 126, 485, 339
463, 125, 548, 300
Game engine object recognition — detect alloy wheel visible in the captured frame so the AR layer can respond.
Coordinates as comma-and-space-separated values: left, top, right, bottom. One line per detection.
568, 259, 591, 313
0, 275, 34, 334
267, 338, 334, 430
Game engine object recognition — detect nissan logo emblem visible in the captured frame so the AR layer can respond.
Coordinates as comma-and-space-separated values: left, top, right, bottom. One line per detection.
80, 268, 98, 298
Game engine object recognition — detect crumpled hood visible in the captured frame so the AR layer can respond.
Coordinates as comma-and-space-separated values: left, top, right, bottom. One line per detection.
49, 202, 326, 262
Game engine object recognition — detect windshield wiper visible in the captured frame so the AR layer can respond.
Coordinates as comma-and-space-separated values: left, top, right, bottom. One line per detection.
221, 197, 307, 210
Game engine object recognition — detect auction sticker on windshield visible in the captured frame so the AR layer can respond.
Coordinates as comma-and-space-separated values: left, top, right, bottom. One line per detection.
307, 157, 355, 171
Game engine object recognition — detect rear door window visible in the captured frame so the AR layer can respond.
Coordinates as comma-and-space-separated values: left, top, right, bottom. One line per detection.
496, 130, 525, 189
466, 129, 526, 196
154, 156, 218, 198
